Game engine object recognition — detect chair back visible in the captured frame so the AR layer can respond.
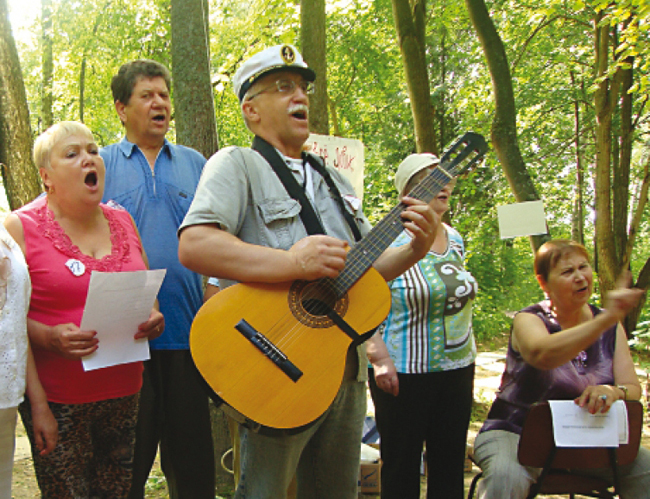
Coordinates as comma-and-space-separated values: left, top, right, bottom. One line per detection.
518, 400, 642, 469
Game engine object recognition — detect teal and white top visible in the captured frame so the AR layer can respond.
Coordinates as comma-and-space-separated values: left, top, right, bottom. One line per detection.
379, 225, 477, 373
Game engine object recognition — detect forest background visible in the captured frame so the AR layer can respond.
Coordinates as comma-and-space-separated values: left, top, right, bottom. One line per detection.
1, 0, 649, 345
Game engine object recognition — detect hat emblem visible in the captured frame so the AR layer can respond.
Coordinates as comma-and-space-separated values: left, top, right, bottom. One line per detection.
281, 45, 295, 65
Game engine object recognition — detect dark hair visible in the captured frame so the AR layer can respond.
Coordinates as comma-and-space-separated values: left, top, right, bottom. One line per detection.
111, 60, 171, 105
534, 239, 591, 282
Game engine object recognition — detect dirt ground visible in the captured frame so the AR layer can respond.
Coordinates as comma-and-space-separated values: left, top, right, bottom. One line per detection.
10, 335, 650, 498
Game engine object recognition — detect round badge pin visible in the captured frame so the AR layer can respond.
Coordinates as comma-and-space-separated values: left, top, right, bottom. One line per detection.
65, 259, 86, 277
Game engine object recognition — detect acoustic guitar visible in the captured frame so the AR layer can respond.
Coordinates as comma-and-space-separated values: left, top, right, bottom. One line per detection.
190, 131, 487, 429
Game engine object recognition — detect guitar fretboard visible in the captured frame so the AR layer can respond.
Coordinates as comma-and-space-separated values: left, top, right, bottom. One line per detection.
331, 168, 455, 297
327, 131, 487, 298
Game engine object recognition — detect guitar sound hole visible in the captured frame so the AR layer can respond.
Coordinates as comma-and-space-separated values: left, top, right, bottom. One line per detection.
289, 280, 349, 328
301, 298, 332, 317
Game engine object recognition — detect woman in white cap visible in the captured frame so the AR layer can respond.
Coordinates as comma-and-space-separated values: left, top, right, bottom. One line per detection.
367, 153, 478, 499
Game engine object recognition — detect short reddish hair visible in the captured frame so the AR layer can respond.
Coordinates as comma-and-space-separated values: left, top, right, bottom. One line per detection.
534, 239, 591, 282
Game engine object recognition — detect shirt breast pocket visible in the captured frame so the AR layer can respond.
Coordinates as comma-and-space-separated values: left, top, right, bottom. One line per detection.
256, 198, 302, 250
163, 184, 194, 221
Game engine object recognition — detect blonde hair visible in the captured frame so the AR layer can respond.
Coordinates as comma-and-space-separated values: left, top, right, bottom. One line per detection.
33, 121, 95, 170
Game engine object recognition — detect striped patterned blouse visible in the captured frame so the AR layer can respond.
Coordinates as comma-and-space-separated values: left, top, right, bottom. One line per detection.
379, 226, 477, 373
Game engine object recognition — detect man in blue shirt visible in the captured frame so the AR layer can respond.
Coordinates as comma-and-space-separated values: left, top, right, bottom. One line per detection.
101, 59, 215, 499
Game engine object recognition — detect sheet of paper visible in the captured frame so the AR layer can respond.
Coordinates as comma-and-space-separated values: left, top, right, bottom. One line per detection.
81, 269, 166, 371
497, 200, 548, 238
548, 400, 628, 448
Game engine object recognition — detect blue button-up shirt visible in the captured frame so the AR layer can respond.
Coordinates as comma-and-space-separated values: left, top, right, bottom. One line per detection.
101, 138, 205, 350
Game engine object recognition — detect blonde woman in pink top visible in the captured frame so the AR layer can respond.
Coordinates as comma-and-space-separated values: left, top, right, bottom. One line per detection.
5, 122, 164, 498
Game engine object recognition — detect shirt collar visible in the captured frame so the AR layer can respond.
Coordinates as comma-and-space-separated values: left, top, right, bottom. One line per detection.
275, 149, 304, 175
118, 137, 173, 159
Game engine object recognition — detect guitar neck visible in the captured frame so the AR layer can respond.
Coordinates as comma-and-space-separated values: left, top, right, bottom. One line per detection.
329, 131, 487, 298
332, 168, 453, 297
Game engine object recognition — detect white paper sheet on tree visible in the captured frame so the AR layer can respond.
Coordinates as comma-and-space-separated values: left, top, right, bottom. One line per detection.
81, 269, 166, 371
548, 400, 628, 448
497, 200, 547, 238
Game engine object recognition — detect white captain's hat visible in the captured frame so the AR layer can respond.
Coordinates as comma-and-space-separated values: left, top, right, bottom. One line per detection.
233, 44, 316, 102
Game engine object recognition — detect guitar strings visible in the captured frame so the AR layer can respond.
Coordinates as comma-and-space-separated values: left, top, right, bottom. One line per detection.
273, 166, 457, 353
262, 154, 475, 353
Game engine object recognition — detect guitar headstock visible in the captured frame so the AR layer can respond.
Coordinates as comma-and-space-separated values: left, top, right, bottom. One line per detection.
404, 132, 487, 205
439, 131, 488, 178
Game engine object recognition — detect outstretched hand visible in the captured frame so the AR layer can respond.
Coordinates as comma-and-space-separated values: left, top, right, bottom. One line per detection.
603, 272, 644, 323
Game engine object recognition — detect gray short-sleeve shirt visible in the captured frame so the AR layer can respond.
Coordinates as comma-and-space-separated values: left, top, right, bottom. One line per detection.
179, 145, 373, 380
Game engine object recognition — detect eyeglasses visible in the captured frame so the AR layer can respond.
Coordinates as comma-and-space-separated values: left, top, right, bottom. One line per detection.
246, 79, 315, 100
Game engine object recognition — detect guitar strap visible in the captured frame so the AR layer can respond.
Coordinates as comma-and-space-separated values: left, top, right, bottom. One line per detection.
302, 154, 362, 242
251, 136, 362, 242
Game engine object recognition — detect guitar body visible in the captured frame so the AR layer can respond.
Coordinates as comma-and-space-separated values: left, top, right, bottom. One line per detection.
190, 267, 391, 429
190, 131, 488, 430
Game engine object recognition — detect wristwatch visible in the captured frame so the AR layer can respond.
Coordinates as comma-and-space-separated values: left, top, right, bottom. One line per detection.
617, 385, 629, 400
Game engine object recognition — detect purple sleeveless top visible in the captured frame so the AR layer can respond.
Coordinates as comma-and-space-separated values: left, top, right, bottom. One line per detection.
479, 301, 616, 435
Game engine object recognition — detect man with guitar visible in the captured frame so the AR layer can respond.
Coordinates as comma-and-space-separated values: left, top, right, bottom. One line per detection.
178, 44, 437, 498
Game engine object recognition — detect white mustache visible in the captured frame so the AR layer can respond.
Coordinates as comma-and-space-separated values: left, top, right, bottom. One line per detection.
288, 104, 309, 117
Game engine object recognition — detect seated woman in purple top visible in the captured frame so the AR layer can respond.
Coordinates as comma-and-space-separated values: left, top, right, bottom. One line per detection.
474, 239, 650, 499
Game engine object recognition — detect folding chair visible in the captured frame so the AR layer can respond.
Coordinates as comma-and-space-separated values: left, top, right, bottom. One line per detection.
467, 400, 642, 499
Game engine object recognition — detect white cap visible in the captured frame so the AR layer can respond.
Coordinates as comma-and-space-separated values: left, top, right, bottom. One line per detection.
394, 153, 440, 196
233, 44, 316, 102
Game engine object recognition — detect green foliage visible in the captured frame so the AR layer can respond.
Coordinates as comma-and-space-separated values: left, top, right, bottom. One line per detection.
208, 0, 302, 147
6, 0, 649, 346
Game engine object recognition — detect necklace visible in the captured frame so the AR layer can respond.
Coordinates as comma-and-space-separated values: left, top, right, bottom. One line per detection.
573, 350, 587, 369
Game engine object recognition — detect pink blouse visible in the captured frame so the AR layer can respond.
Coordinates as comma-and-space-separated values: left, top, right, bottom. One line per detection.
16, 196, 145, 404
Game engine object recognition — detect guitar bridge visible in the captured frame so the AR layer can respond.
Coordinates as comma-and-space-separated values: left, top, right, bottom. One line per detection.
235, 319, 303, 382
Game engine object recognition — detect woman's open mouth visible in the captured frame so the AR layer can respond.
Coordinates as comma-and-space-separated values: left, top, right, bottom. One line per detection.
84, 171, 98, 187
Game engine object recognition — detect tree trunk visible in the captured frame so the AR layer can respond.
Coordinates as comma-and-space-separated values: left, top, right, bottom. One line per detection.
391, 0, 437, 154
41, 0, 53, 131
0, 0, 43, 210
570, 71, 584, 245
301, 0, 329, 135
79, 57, 86, 122
437, 28, 446, 151
170, 0, 226, 490
593, 17, 618, 292
614, 56, 634, 266
625, 257, 649, 334
171, 0, 218, 158
465, 0, 549, 252
328, 94, 340, 137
